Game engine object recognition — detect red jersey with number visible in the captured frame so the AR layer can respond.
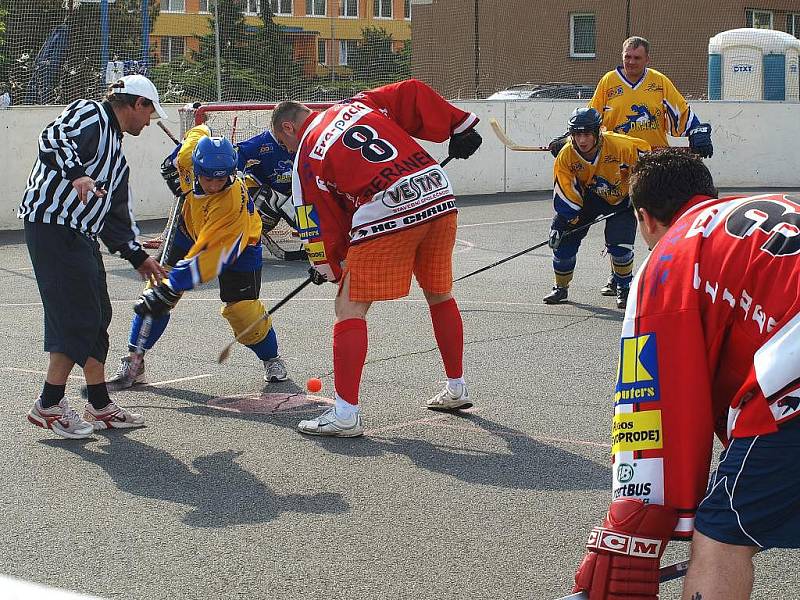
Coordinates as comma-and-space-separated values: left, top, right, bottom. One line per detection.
611, 193, 800, 538
291, 79, 478, 279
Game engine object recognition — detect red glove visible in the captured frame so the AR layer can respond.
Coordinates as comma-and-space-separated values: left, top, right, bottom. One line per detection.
573, 499, 678, 600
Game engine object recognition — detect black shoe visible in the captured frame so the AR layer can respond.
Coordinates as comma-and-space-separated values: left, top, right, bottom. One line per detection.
616, 285, 630, 309
543, 286, 568, 304
600, 274, 617, 296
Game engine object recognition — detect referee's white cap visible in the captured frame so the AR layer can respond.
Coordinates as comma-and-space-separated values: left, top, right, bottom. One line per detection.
116, 74, 169, 121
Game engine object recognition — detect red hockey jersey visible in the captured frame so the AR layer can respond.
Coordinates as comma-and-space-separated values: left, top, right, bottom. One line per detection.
612, 193, 800, 538
291, 79, 478, 280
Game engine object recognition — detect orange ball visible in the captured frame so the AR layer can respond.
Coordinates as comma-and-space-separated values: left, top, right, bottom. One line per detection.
306, 377, 323, 393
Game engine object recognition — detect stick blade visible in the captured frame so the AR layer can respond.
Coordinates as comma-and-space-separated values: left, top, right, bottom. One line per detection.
217, 346, 232, 364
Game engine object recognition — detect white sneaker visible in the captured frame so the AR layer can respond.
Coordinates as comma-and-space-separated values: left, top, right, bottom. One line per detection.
297, 407, 364, 437
263, 356, 288, 382
427, 382, 473, 411
83, 401, 145, 430
27, 398, 94, 439
106, 355, 145, 391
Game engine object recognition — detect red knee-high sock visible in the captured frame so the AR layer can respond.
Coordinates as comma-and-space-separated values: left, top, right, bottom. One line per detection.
333, 318, 368, 406
429, 298, 464, 379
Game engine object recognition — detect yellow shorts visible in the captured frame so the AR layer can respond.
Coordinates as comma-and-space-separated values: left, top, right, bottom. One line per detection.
343, 212, 457, 302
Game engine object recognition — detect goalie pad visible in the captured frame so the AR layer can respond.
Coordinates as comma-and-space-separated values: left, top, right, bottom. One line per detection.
221, 299, 272, 346
252, 185, 298, 234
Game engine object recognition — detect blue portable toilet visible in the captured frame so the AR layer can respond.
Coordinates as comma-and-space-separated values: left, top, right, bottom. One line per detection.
708, 28, 800, 101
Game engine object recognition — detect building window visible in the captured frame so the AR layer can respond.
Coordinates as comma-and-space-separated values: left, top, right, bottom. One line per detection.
306, 0, 326, 16
570, 13, 595, 58
340, 0, 357, 17
160, 0, 184, 13
374, 0, 392, 18
243, 0, 259, 14
160, 36, 185, 62
199, 0, 209, 12
404, 0, 410, 19
271, 0, 292, 14
318, 39, 327, 64
746, 9, 773, 29
788, 13, 800, 38
339, 39, 358, 65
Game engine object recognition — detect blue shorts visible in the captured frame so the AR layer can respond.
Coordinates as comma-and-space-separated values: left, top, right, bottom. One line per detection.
695, 417, 800, 549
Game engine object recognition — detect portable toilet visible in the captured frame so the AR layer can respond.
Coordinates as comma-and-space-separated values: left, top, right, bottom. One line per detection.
708, 28, 800, 101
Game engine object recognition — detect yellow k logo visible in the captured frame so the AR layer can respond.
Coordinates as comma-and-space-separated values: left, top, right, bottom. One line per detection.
619, 335, 654, 383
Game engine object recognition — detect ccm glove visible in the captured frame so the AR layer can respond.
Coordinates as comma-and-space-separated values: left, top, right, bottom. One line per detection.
548, 214, 571, 250
160, 156, 182, 197
688, 123, 713, 158
134, 281, 181, 318
573, 499, 678, 600
448, 128, 482, 160
307, 262, 341, 286
548, 132, 570, 158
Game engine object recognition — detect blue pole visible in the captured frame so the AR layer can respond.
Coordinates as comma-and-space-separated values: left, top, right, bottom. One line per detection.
141, 0, 151, 71
100, 0, 109, 74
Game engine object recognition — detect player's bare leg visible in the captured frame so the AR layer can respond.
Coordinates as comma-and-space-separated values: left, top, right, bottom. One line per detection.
424, 290, 471, 411
681, 531, 757, 600
298, 273, 368, 437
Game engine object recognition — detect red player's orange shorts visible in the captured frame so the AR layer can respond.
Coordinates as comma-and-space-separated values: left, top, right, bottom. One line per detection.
343, 212, 457, 302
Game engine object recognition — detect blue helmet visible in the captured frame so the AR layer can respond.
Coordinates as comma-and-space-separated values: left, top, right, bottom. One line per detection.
192, 136, 237, 178
568, 107, 603, 134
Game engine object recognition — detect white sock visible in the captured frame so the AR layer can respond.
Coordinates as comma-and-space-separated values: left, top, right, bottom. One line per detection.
447, 377, 466, 395
334, 394, 359, 419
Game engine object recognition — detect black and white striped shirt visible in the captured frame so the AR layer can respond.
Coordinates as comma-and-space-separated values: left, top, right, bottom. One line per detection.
18, 99, 147, 267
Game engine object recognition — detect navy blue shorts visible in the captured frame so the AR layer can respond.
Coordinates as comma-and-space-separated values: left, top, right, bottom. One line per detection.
695, 417, 800, 549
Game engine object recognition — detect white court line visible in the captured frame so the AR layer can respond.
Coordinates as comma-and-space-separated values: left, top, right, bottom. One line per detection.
3, 367, 84, 380
140, 374, 214, 387
458, 217, 550, 229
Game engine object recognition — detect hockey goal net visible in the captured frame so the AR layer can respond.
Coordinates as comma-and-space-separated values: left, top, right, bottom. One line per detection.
179, 102, 332, 261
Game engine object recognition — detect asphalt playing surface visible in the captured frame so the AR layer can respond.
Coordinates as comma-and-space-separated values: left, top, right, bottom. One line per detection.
0, 190, 794, 600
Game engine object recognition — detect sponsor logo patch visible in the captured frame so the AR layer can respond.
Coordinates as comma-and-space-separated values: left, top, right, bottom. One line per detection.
615, 333, 660, 404
304, 241, 326, 262
295, 205, 320, 239
611, 410, 663, 454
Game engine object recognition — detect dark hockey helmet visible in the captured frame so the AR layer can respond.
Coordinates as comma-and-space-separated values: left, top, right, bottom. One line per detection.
192, 136, 237, 179
568, 107, 603, 135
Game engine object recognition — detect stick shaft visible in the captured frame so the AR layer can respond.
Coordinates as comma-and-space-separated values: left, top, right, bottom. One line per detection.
489, 118, 550, 151
157, 120, 180, 146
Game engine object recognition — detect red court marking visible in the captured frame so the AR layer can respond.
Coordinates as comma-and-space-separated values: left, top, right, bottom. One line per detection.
207, 392, 334, 415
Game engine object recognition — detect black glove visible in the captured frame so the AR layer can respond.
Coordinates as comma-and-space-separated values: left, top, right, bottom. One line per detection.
307, 266, 328, 286
549, 214, 571, 250
134, 282, 181, 318
688, 123, 713, 158
160, 156, 182, 197
548, 132, 569, 158
448, 128, 482, 160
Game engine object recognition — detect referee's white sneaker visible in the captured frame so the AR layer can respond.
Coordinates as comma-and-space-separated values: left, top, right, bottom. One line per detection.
427, 382, 473, 411
27, 398, 94, 439
84, 401, 145, 430
106, 355, 145, 391
297, 407, 364, 437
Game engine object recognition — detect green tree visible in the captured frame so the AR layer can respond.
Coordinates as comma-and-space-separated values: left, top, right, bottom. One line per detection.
349, 26, 410, 85
0, 0, 8, 84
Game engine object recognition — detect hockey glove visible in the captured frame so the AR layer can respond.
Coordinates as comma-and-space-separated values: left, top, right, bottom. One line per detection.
548, 132, 570, 158
307, 262, 341, 286
548, 214, 571, 250
573, 499, 678, 600
160, 156, 182, 197
688, 123, 713, 158
448, 128, 482, 160
134, 281, 181, 318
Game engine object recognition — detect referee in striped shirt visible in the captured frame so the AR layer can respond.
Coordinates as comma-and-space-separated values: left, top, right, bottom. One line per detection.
19, 74, 168, 439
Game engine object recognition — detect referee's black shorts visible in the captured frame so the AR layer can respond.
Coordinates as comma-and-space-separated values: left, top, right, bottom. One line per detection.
24, 221, 112, 367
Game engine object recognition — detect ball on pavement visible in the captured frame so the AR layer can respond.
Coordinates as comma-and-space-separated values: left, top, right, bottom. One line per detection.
306, 377, 322, 393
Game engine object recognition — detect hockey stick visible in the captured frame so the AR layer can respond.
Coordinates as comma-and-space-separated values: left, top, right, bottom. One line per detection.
489, 118, 550, 152
555, 559, 690, 600
454, 209, 627, 282
157, 120, 181, 146
217, 276, 314, 363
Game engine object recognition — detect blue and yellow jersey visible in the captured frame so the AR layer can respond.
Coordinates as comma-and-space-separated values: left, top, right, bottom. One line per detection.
553, 132, 650, 219
588, 67, 701, 148
235, 130, 294, 197
167, 125, 262, 292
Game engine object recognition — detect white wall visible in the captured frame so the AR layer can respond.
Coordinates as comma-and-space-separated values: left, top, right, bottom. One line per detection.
2, 100, 799, 230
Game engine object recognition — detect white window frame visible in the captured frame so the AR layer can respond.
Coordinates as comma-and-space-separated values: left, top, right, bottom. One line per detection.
404, 0, 410, 20
339, 0, 358, 17
198, 0, 210, 13
243, 0, 259, 15
787, 13, 800, 37
570, 13, 596, 58
160, 36, 185, 62
306, 0, 326, 16
746, 8, 774, 29
160, 0, 185, 13
271, 0, 292, 15
374, 0, 392, 19
318, 39, 327, 65
338, 39, 358, 65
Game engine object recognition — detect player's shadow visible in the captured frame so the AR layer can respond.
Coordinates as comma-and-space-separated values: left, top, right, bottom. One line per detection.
39, 433, 348, 528
568, 301, 624, 322
308, 412, 610, 492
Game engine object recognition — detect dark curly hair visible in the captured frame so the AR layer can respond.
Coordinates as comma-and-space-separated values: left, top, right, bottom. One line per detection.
630, 149, 718, 224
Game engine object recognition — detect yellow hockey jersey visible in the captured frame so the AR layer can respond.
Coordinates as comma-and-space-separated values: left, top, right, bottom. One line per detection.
553, 132, 650, 219
167, 125, 262, 292
588, 67, 701, 148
